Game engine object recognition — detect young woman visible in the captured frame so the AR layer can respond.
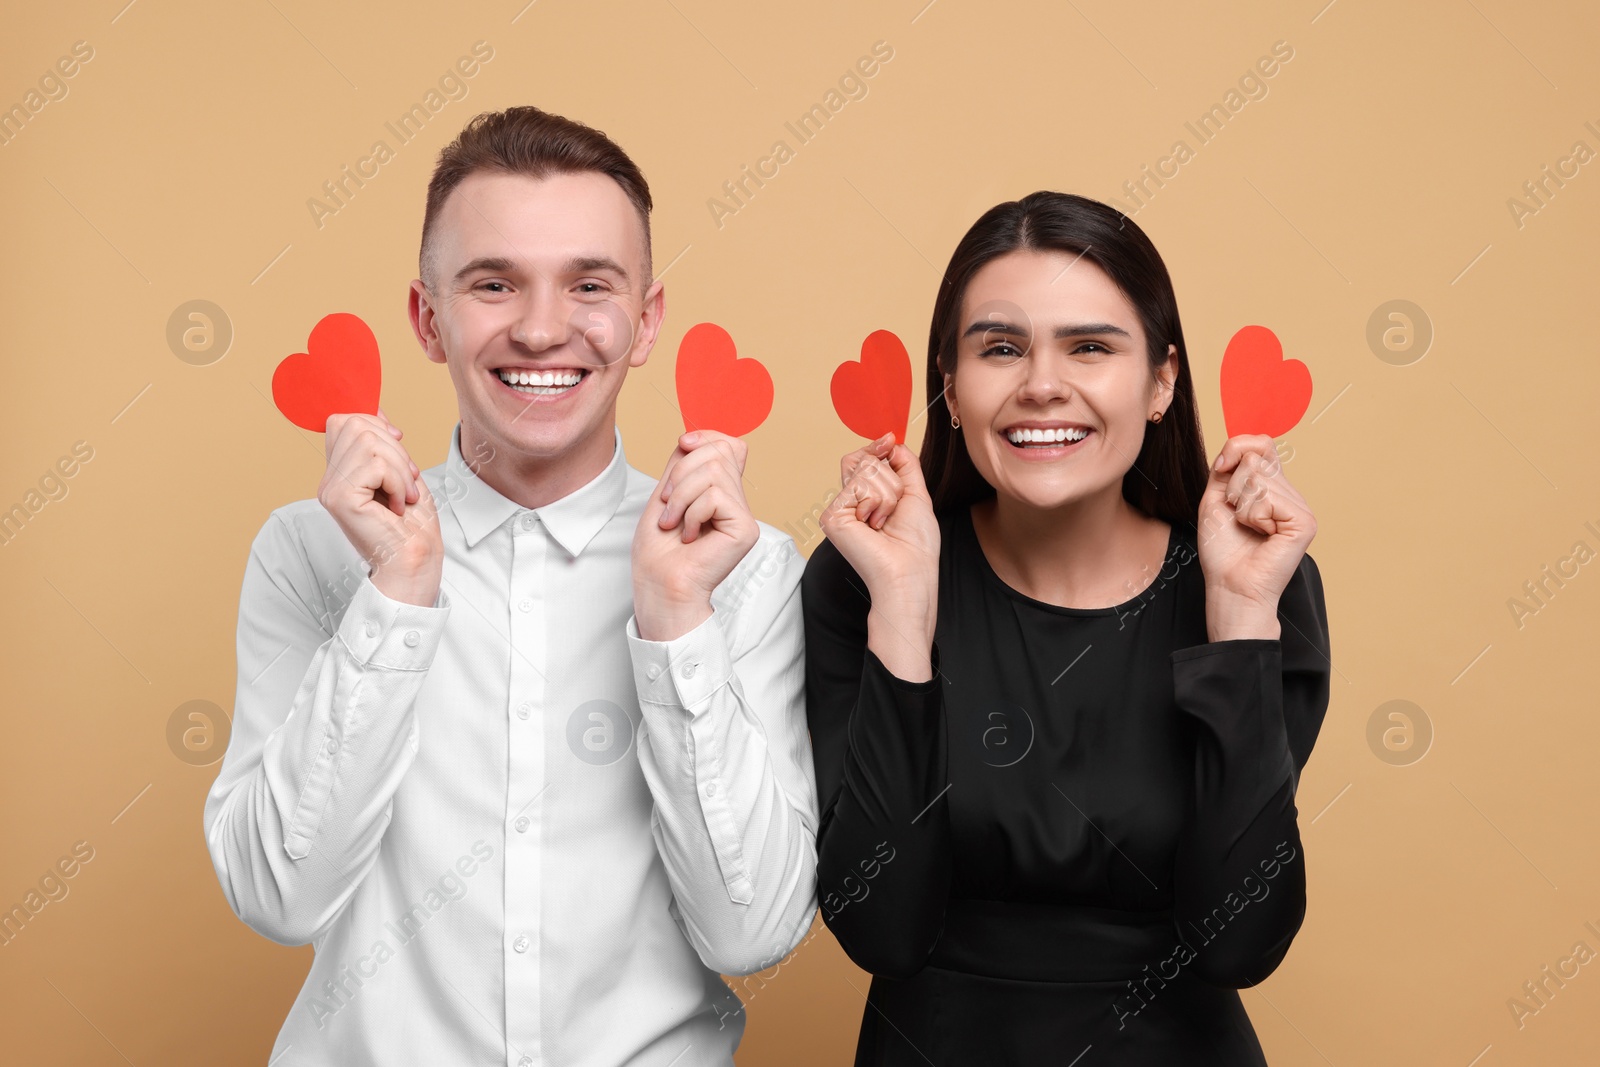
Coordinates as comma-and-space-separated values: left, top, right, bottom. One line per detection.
803, 191, 1331, 1065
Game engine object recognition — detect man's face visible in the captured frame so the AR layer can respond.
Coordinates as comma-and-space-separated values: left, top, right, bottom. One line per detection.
410, 169, 662, 466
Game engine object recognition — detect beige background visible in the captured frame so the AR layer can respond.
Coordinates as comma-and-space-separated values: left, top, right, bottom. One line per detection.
3, 0, 1598, 1063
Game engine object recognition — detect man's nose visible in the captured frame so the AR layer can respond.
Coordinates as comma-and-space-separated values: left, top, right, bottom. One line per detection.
511, 287, 571, 352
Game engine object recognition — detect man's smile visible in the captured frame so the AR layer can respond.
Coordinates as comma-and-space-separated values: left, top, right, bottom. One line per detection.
491, 364, 592, 400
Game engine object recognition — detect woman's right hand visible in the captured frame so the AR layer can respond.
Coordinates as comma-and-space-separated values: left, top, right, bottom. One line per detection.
820, 433, 940, 681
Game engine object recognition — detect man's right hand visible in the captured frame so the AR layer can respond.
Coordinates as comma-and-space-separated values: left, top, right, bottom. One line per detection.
318, 408, 443, 607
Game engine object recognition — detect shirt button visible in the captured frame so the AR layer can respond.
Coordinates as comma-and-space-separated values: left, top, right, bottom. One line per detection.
325, 738, 339, 755
704, 782, 716, 797
645, 664, 661, 681
364, 622, 378, 638
519, 1058, 533, 1067
514, 816, 530, 833
521, 513, 536, 531
403, 630, 420, 647
513, 935, 529, 953
519, 598, 533, 613
681, 661, 697, 679
516, 703, 531, 720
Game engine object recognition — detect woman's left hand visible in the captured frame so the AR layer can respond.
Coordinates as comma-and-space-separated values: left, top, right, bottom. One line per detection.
1196, 434, 1317, 640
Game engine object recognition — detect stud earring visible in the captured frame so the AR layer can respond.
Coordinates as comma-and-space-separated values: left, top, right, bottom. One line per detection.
951, 414, 961, 429
1150, 411, 1163, 424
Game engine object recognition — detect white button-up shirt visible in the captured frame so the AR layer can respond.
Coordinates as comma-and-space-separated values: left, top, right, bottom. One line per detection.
204, 422, 818, 1066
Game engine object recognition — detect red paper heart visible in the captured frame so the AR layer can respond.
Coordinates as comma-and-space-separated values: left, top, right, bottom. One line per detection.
272, 313, 382, 432
1219, 325, 1311, 438
674, 322, 773, 437
831, 329, 912, 445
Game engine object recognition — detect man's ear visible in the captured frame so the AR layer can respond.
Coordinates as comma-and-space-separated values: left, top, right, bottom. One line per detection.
628, 278, 666, 369
410, 280, 448, 365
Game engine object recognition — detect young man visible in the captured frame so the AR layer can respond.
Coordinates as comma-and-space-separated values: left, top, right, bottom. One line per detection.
203, 106, 818, 1066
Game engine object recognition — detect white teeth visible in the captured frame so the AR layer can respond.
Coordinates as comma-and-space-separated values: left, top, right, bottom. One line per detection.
1005, 427, 1089, 445
496, 368, 585, 391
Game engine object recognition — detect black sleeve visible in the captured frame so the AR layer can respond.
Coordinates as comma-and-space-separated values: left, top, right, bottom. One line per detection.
801, 537, 952, 980
1166, 551, 1331, 987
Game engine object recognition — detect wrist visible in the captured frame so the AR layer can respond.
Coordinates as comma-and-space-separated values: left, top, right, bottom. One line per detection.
1205, 593, 1280, 642
866, 606, 936, 683
634, 589, 713, 642
370, 562, 442, 607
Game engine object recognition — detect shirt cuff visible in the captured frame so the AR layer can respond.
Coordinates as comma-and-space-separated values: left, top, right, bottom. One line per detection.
626, 607, 732, 712
862, 641, 943, 694
335, 577, 451, 670
1170, 637, 1282, 662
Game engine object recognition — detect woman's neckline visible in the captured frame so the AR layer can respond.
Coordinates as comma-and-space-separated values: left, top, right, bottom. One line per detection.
960, 503, 1181, 617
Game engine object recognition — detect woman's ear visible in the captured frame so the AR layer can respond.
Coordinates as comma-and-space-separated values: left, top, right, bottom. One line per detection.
943, 371, 958, 421
1155, 344, 1177, 414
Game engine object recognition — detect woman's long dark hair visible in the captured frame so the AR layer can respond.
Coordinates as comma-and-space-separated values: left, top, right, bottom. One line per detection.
919, 191, 1208, 536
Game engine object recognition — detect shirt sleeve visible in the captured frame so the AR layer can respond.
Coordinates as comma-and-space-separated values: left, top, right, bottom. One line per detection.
624, 531, 820, 977
202, 509, 450, 947
801, 537, 952, 980
1166, 551, 1331, 987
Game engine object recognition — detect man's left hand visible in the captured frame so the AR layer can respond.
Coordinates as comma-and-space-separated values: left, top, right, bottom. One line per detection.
632, 430, 760, 641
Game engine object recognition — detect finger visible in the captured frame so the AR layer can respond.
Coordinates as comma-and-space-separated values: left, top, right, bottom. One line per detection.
839, 436, 894, 488
338, 450, 410, 519
1224, 453, 1274, 510
1237, 486, 1284, 536
660, 465, 723, 528
1210, 434, 1275, 475
655, 444, 691, 504
375, 406, 403, 439
660, 450, 738, 526
859, 460, 902, 527
331, 423, 419, 498
663, 439, 742, 502
881, 443, 932, 502
679, 486, 724, 544
844, 456, 898, 525
686, 431, 747, 475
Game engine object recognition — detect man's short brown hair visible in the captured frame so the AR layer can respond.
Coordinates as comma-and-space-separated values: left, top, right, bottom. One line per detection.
419, 106, 653, 290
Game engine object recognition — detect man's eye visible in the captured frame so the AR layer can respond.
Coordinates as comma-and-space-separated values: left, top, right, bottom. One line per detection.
576, 282, 605, 294
477, 281, 510, 293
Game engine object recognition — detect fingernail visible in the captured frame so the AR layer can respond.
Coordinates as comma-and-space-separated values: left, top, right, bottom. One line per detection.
684, 431, 700, 445
1213, 453, 1225, 470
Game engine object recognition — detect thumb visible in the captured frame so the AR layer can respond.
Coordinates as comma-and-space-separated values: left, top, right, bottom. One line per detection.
884, 443, 931, 502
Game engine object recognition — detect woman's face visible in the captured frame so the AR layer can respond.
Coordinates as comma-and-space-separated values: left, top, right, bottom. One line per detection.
946, 249, 1176, 514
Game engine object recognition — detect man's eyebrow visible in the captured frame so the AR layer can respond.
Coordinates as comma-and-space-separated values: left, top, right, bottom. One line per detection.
562, 255, 629, 278
450, 253, 633, 287
451, 256, 519, 285
962, 318, 1028, 339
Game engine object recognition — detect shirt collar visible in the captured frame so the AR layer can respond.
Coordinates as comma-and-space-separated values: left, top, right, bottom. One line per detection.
444, 422, 629, 556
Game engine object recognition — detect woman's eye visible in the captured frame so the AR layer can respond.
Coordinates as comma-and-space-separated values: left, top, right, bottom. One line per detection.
1075, 342, 1109, 355
981, 342, 1022, 359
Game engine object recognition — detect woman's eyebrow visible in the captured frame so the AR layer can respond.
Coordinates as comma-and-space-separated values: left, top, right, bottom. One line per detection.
962, 319, 1028, 339
1053, 322, 1131, 339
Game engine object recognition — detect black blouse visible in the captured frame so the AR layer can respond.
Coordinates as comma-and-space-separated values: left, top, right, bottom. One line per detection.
803, 504, 1331, 1066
